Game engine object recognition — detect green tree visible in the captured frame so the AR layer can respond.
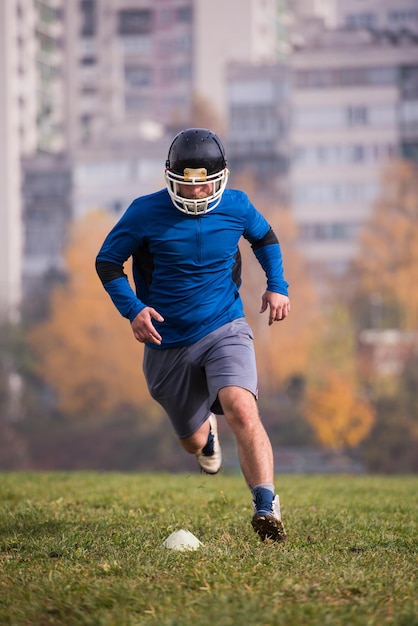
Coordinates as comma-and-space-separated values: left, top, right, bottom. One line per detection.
0, 324, 30, 468
361, 353, 418, 473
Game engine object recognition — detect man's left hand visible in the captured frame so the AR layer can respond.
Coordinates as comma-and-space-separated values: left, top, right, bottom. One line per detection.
259, 291, 290, 325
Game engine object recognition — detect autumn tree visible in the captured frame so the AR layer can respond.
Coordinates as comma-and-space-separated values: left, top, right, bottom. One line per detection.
28, 210, 151, 418
229, 173, 319, 392
346, 160, 418, 469
352, 160, 418, 330
303, 304, 375, 450
305, 371, 375, 449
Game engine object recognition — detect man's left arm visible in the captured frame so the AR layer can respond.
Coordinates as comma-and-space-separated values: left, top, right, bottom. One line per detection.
249, 226, 290, 325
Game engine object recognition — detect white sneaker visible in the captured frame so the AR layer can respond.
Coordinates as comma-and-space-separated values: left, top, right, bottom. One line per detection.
196, 414, 222, 474
252, 494, 287, 542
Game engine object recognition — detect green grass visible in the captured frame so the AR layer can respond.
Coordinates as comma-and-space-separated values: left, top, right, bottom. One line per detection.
0, 472, 417, 626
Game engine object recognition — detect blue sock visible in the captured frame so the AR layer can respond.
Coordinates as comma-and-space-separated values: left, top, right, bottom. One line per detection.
201, 431, 214, 457
251, 484, 275, 512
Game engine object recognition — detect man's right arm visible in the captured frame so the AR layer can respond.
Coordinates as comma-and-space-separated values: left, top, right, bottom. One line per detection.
95, 258, 146, 322
96, 259, 164, 344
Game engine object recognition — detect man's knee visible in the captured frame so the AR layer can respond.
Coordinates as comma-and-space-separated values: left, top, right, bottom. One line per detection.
179, 421, 210, 454
218, 386, 258, 428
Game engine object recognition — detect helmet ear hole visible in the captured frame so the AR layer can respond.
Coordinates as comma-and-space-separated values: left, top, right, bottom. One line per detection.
165, 128, 229, 214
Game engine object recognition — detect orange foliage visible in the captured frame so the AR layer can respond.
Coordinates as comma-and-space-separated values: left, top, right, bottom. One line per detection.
355, 160, 418, 330
305, 370, 375, 449
240, 203, 319, 390
28, 210, 150, 417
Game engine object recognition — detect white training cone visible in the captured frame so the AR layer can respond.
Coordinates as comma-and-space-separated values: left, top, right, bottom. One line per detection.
162, 529, 202, 551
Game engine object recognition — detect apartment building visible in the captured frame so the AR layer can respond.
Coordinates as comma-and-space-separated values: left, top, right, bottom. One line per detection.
65, 0, 280, 221
335, 0, 418, 34
63, 0, 278, 153
4, 0, 417, 319
64, 0, 194, 151
21, 0, 70, 305
227, 63, 290, 202
0, 1, 23, 322
289, 25, 418, 282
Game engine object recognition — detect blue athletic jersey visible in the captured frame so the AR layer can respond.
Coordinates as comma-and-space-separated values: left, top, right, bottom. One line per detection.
96, 187, 289, 349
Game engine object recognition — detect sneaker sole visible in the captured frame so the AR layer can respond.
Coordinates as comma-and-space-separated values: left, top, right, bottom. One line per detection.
199, 466, 221, 475
252, 514, 287, 542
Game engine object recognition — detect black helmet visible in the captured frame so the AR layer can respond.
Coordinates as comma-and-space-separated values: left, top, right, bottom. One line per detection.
165, 128, 229, 215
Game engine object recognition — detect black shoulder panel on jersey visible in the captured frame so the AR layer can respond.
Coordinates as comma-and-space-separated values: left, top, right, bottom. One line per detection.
251, 227, 279, 251
95, 259, 127, 285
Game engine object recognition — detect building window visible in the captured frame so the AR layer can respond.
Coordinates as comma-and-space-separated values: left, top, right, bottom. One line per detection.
389, 10, 418, 28
125, 96, 151, 111
177, 34, 192, 52
401, 101, 418, 129
299, 222, 361, 242
367, 66, 396, 85
177, 6, 193, 23
125, 66, 152, 87
120, 35, 151, 54
400, 65, 418, 98
401, 142, 418, 162
81, 56, 96, 65
345, 12, 376, 29
80, 0, 96, 37
295, 66, 396, 89
118, 9, 153, 35
294, 107, 343, 128
294, 183, 378, 205
347, 106, 368, 126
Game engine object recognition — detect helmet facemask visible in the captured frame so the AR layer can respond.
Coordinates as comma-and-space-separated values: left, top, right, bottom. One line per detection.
165, 128, 229, 215
165, 166, 229, 215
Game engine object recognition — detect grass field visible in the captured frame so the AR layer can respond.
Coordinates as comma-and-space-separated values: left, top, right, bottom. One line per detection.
0, 472, 417, 626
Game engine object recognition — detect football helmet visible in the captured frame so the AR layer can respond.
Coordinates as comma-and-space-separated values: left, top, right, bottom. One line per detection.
165, 128, 229, 215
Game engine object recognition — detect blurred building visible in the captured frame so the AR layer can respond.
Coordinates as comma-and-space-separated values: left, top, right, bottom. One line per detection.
21, 0, 71, 309
64, 0, 193, 151
358, 329, 418, 377
0, 1, 23, 322
2, 0, 418, 322
72, 138, 166, 219
65, 0, 281, 220
227, 63, 290, 203
194, 0, 278, 127
225, 1, 418, 285
290, 24, 418, 282
63, 0, 278, 153
0, 0, 70, 321
22, 153, 72, 304
334, 0, 418, 34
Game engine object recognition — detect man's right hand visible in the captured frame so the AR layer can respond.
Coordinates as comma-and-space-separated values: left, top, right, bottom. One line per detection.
131, 307, 164, 345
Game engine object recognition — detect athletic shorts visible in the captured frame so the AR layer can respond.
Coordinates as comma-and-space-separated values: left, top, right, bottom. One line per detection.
142, 318, 258, 439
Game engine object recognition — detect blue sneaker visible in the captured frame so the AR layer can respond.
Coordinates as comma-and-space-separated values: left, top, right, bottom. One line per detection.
252, 494, 287, 542
196, 414, 222, 474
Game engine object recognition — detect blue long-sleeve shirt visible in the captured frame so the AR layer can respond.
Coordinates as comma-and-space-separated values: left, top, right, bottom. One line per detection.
96, 187, 288, 349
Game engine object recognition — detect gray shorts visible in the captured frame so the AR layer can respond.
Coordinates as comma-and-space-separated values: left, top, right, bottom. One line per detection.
142, 318, 258, 439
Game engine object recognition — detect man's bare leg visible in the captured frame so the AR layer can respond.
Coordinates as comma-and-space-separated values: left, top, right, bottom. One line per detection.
180, 415, 222, 474
218, 385, 286, 542
217, 385, 273, 487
